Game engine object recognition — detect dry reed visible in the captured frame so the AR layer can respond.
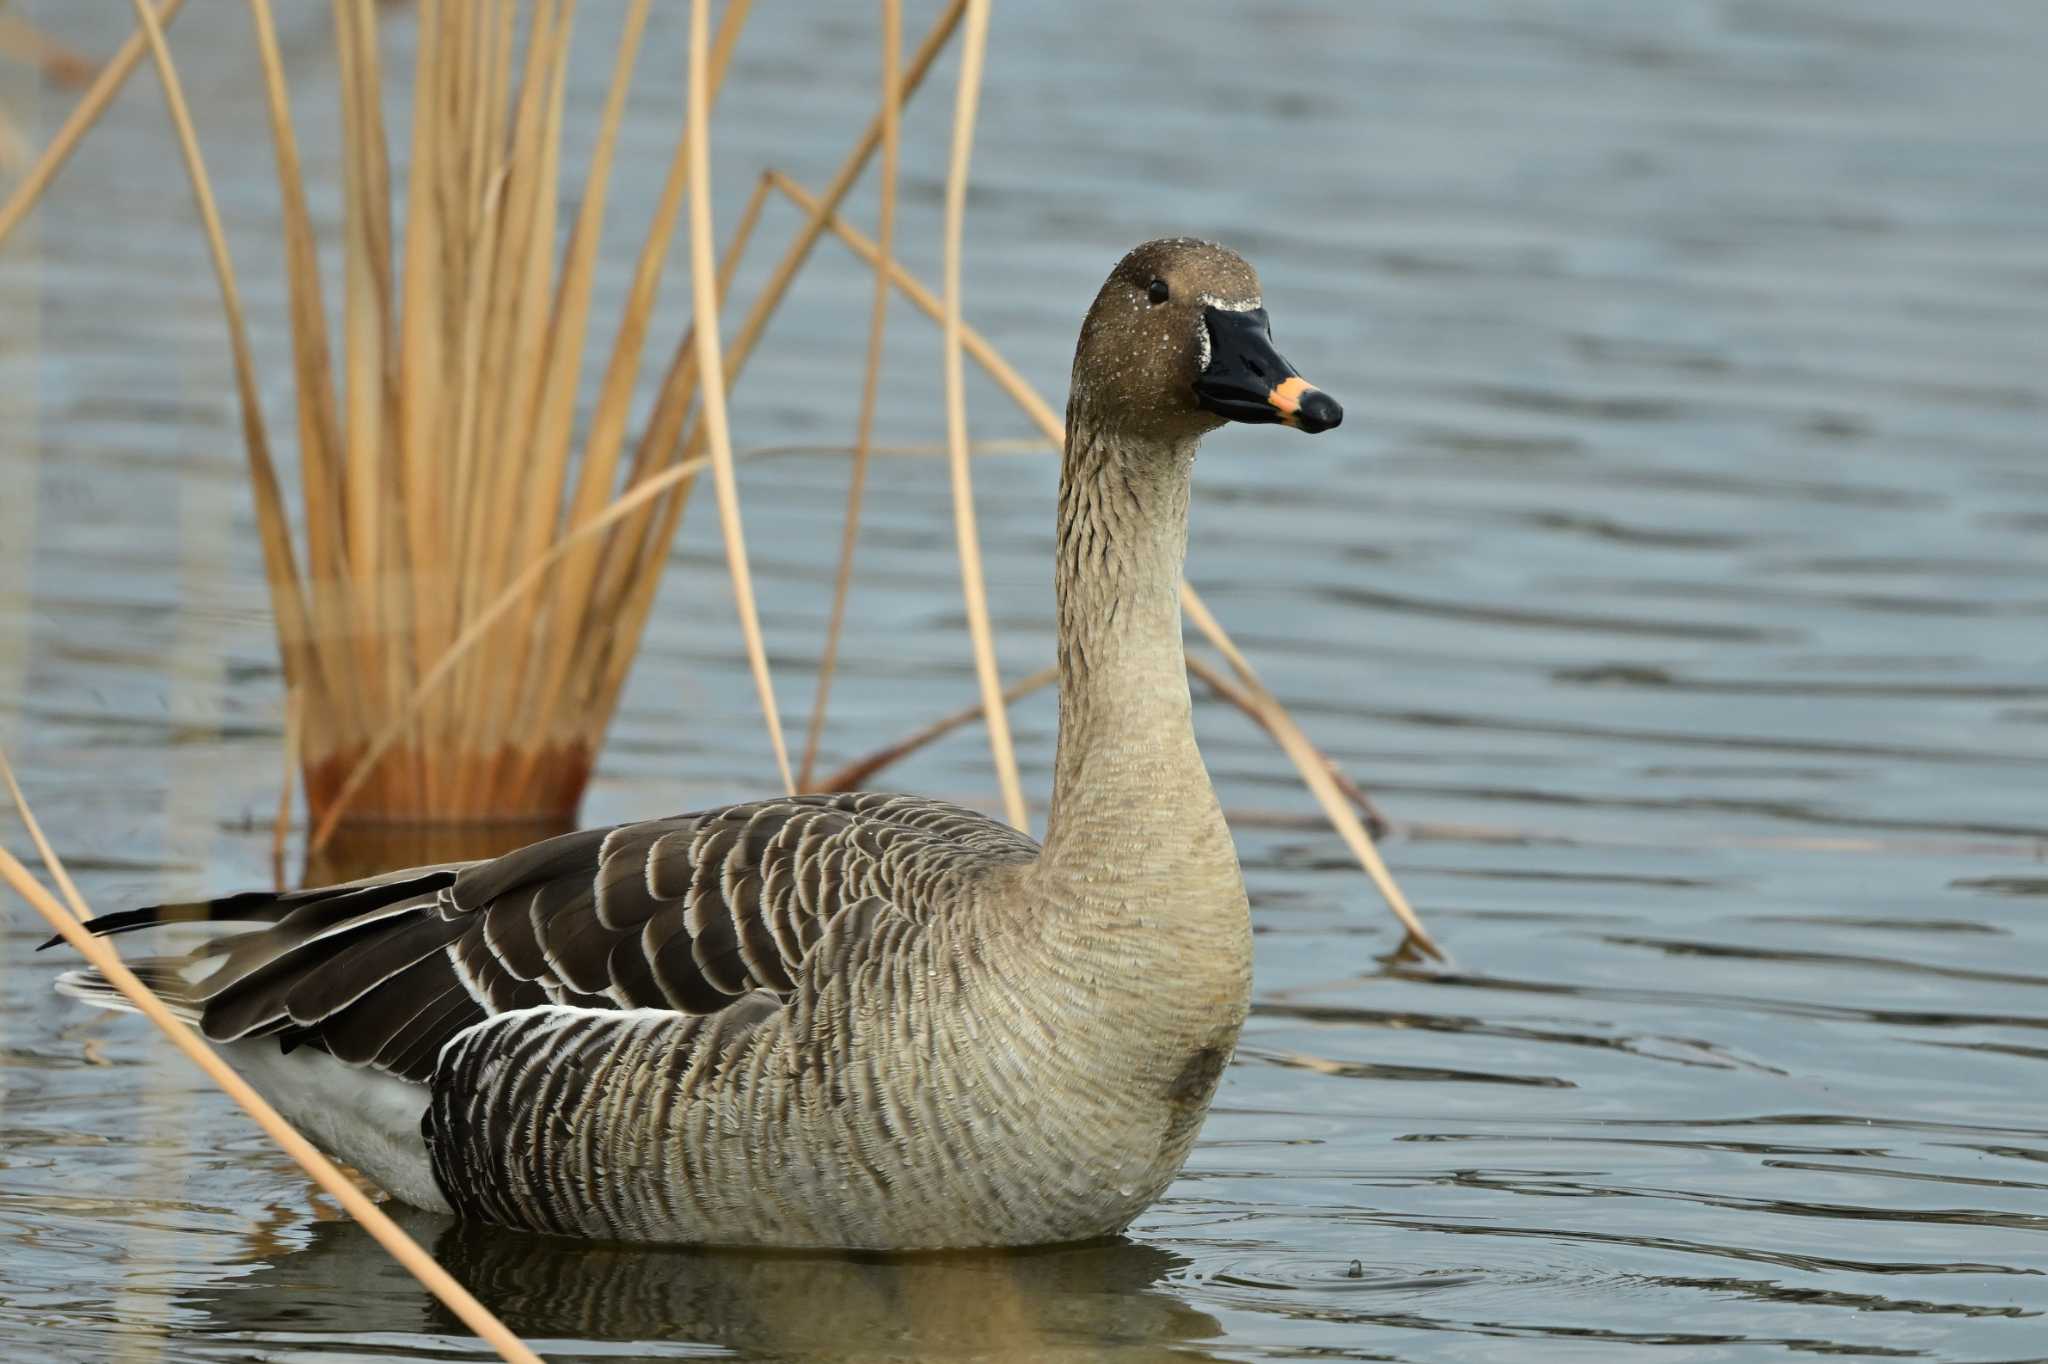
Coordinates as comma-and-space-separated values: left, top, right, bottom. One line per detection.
309, 441, 717, 852
937, 0, 1027, 831
806, 658, 1394, 843
0, 1, 187, 247
684, 0, 789, 793
307, 0, 973, 831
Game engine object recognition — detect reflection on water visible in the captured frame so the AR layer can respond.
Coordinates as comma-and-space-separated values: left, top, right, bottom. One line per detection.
4, 0, 2048, 1360
185, 1210, 1222, 1362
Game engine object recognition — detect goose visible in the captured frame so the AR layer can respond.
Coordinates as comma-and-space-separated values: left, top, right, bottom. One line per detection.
50, 238, 1344, 1250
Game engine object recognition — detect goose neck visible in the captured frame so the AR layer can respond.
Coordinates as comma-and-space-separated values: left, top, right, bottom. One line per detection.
1037, 411, 1218, 871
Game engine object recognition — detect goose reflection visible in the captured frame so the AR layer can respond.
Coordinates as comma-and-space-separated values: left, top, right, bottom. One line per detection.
197, 1204, 1225, 1361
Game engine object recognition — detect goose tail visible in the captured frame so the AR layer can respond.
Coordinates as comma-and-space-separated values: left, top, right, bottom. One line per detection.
36, 868, 462, 953
40, 867, 465, 1022
53, 957, 205, 1020
37, 889, 301, 949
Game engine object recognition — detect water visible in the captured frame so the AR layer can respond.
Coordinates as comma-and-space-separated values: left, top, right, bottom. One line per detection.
3, 1, 2046, 1359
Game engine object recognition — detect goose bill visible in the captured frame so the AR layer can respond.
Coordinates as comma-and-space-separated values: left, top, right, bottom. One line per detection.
1192, 305, 1343, 433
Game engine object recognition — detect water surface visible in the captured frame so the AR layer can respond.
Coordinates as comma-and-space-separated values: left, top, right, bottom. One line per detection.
3, 1, 2046, 1360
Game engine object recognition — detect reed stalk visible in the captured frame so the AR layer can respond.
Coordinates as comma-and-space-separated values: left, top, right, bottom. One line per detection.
0, 1, 187, 250
305, 436, 1041, 854
805, 659, 1394, 844
686, 0, 790, 793
938, 0, 1026, 831
309, 443, 715, 852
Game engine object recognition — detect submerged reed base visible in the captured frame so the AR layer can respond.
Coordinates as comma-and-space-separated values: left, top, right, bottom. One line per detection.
302, 813, 576, 888
302, 742, 593, 832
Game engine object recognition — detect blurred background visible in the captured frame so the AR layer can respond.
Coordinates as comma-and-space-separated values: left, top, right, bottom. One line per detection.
2, 2, 2045, 1360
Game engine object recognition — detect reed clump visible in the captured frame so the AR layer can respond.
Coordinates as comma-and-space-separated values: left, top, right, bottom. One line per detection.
2, 0, 755, 829
237, 0, 767, 827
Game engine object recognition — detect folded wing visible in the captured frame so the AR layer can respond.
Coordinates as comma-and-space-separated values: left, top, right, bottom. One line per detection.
65, 793, 1037, 1084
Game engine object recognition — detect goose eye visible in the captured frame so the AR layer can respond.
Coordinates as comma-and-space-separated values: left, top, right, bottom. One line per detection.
1147, 278, 1170, 306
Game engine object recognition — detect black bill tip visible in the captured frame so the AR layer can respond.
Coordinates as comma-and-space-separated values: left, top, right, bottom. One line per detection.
1294, 386, 1343, 434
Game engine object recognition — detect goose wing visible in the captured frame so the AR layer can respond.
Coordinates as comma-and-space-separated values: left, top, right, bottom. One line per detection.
65, 793, 1037, 1084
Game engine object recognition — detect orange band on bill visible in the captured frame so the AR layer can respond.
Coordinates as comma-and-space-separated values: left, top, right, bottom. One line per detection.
1268, 375, 1315, 425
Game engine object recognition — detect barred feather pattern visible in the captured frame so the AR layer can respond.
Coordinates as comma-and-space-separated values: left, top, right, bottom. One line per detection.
422, 841, 1248, 1249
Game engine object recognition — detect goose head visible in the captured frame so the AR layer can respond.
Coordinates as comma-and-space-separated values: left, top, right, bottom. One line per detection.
1068, 237, 1343, 443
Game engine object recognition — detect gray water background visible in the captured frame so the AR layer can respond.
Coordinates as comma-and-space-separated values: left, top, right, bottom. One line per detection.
2, 1, 2046, 1359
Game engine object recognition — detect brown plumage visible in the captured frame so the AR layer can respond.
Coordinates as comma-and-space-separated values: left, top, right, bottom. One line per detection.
53, 239, 1345, 1249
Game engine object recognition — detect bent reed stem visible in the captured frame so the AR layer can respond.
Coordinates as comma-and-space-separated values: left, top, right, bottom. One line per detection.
0, 753, 540, 1364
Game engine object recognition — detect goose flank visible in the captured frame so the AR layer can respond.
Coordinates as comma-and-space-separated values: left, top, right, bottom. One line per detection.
50, 238, 1345, 1250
